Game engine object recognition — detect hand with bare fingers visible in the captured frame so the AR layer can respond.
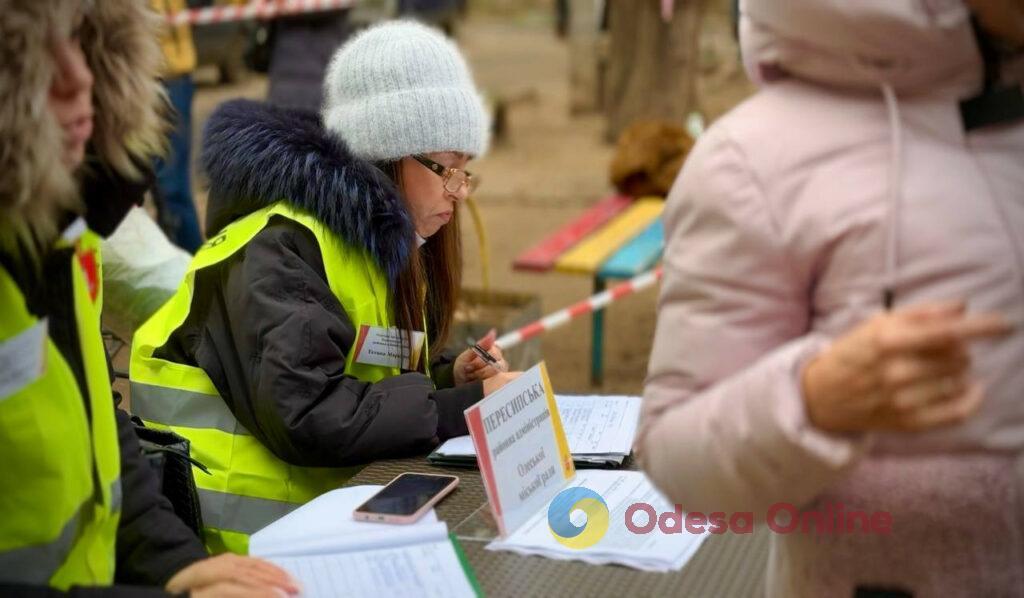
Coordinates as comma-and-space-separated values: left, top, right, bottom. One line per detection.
801, 301, 1011, 434
165, 553, 301, 598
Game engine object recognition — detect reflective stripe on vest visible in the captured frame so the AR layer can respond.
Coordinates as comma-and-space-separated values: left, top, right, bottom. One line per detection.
130, 202, 408, 554
0, 229, 122, 588
0, 479, 121, 585
196, 488, 296, 535
0, 499, 89, 586
130, 381, 249, 435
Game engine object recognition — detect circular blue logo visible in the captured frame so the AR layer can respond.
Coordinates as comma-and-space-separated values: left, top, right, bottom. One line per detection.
546, 486, 609, 549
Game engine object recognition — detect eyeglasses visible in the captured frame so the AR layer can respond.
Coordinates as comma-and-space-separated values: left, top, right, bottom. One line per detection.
412, 154, 480, 194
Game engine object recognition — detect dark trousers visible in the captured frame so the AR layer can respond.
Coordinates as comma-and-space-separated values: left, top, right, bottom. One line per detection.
155, 74, 202, 253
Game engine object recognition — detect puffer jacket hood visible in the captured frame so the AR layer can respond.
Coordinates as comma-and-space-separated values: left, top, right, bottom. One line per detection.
201, 99, 415, 285
739, 0, 984, 97
0, 0, 167, 250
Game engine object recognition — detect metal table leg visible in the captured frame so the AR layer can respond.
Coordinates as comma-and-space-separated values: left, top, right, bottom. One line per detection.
590, 275, 606, 386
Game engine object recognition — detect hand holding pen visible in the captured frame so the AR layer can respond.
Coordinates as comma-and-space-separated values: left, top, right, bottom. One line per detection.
469, 338, 508, 373
454, 328, 510, 385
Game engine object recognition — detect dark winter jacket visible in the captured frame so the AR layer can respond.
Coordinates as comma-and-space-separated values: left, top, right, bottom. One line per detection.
155, 99, 483, 468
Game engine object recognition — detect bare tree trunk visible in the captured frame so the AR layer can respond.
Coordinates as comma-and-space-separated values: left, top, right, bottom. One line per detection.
568, 0, 603, 114
604, 0, 704, 142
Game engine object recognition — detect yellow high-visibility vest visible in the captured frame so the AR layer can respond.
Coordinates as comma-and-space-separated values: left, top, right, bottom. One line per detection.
0, 229, 122, 588
130, 202, 425, 555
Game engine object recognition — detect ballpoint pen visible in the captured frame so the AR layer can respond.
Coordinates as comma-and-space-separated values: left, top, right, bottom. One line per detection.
467, 337, 508, 373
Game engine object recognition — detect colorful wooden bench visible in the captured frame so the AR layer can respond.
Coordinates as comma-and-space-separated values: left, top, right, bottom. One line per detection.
513, 195, 665, 385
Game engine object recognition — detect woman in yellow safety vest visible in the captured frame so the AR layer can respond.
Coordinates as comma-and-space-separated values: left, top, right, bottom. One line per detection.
130, 20, 521, 555
0, 1, 296, 595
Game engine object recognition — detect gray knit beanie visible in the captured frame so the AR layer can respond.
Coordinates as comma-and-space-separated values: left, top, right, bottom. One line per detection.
322, 20, 490, 162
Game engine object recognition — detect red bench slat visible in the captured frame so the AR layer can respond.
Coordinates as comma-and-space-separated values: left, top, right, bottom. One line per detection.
512, 194, 633, 272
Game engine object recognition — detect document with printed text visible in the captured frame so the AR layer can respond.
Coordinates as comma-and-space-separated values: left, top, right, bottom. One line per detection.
487, 470, 709, 572
431, 394, 641, 467
249, 486, 479, 598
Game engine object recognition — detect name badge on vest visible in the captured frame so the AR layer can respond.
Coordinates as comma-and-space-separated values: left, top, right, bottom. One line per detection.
0, 319, 47, 403
353, 325, 425, 370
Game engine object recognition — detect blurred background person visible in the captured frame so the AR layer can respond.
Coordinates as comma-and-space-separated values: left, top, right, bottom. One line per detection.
151, 0, 203, 253
0, 1, 298, 595
397, 0, 466, 36
640, 0, 1024, 595
265, 7, 353, 112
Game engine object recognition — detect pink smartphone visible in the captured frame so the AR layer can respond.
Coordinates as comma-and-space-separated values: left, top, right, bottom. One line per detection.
352, 473, 459, 524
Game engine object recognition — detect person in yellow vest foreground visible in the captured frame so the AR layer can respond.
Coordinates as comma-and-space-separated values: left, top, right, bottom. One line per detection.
131, 21, 522, 555
0, 1, 298, 595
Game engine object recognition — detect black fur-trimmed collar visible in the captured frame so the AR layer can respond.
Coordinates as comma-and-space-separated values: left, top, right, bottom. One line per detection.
201, 99, 413, 284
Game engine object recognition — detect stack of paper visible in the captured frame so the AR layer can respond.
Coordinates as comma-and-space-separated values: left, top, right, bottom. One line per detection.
430, 394, 641, 468
487, 470, 709, 572
249, 486, 479, 598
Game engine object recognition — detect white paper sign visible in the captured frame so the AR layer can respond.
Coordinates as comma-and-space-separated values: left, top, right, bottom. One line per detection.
352, 325, 425, 370
465, 362, 575, 536
0, 319, 47, 402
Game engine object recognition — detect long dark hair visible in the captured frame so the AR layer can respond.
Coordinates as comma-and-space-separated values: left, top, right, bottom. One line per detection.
379, 160, 462, 362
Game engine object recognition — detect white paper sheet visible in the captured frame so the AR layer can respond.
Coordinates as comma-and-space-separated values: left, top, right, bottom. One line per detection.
487, 470, 708, 572
249, 486, 476, 598
436, 395, 641, 458
556, 395, 641, 455
435, 435, 476, 456
249, 485, 438, 557
270, 539, 475, 598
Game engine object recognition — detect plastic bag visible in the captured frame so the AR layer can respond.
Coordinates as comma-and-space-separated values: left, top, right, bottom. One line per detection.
101, 206, 191, 339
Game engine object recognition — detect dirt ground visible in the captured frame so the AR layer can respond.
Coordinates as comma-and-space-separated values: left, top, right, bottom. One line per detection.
182, 5, 752, 396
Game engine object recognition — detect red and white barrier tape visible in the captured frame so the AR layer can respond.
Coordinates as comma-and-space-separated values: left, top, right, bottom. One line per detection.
495, 267, 663, 349
167, 0, 357, 26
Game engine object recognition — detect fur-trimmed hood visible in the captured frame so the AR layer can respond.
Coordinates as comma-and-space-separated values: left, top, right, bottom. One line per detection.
201, 99, 414, 285
0, 0, 167, 249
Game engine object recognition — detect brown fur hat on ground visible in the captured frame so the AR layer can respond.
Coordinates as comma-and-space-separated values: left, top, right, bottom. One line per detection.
609, 120, 694, 198
0, 0, 167, 251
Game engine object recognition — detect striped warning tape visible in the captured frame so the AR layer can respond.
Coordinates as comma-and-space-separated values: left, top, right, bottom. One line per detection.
166, 0, 357, 26
495, 267, 663, 349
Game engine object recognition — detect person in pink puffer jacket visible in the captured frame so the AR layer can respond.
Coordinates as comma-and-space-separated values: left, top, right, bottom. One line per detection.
640, 0, 1024, 595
